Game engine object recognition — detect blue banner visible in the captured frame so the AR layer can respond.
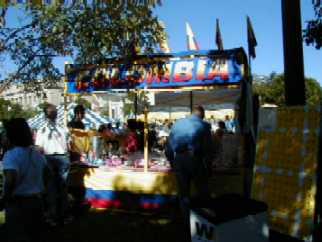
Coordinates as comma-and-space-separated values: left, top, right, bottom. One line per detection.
65, 49, 246, 94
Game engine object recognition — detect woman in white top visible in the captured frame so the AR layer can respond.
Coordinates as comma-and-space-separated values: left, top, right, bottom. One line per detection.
0, 118, 48, 242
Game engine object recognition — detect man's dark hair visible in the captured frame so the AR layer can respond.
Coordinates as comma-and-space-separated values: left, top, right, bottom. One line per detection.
74, 104, 85, 115
127, 119, 137, 131
218, 121, 226, 129
98, 124, 107, 133
4, 118, 33, 147
43, 103, 56, 117
193, 105, 205, 119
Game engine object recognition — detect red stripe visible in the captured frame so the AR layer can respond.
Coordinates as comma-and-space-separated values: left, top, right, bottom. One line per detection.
87, 198, 122, 209
87, 198, 162, 210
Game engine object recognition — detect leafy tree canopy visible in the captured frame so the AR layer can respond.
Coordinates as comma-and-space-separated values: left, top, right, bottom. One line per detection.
0, 98, 37, 121
253, 73, 322, 106
0, 0, 165, 92
303, 0, 322, 49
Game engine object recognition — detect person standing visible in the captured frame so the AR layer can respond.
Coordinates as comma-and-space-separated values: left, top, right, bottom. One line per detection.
67, 104, 93, 214
67, 104, 86, 163
35, 103, 71, 226
224, 115, 235, 133
0, 118, 48, 242
165, 105, 213, 241
67, 104, 85, 130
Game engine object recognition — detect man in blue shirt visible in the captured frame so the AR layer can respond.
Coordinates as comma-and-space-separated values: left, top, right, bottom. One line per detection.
224, 115, 235, 133
165, 106, 213, 241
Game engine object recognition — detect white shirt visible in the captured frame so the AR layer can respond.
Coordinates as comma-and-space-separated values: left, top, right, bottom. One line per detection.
35, 120, 68, 155
3, 147, 47, 196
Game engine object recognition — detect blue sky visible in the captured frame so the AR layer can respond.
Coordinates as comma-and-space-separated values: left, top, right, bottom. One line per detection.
1, 0, 322, 84
154, 0, 321, 83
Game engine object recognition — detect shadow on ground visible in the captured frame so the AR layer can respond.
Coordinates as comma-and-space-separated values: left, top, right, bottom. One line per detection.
0, 203, 310, 242
46, 208, 186, 242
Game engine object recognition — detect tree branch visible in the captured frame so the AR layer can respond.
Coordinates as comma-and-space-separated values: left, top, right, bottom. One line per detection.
0, 53, 57, 94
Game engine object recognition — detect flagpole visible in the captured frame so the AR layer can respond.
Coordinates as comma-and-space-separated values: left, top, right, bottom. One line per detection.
248, 51, 252, 83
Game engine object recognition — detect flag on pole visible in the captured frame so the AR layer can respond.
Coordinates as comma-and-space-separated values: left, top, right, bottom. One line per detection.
185, 22, 199, 51
215, 18, 224, 51
247, 16, 257, 59
159, 21, 171, 53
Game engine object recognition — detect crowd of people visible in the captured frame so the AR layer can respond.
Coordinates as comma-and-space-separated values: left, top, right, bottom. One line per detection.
0, 102, 239, 242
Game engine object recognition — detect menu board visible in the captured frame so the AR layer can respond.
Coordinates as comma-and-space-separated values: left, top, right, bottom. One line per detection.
252, 106, 320, 239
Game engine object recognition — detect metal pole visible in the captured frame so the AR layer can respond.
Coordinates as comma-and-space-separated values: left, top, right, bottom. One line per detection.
281, 0, 306, 106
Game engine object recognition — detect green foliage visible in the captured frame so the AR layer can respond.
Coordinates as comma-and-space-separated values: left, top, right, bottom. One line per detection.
303, 1, 322, 49
100, 109, 110, 118
253, 74, 285, 106
0, 1, 165, 91
37, 102, 49, 112
0, 98, 37, 121
75, 96, 91, 110
253, 74, 322, 106
305, 77, 322, 106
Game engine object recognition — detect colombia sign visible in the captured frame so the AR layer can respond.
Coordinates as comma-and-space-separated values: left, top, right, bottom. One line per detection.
65, 48, 246, 94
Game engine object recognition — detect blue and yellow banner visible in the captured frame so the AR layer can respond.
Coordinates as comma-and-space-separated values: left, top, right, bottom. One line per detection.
65, 48, 246, 94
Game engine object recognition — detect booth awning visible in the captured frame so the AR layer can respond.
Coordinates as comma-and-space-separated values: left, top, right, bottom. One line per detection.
65, 48, 247, 94
28, 103, 113, 130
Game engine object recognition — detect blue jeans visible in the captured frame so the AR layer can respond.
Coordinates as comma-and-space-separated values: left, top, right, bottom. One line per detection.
45, 155, 70, 222
172, 152, 210, 241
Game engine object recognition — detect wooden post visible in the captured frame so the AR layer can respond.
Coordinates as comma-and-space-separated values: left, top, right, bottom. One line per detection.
281, 0, 305, 106
143, 106, 149, 172
134, 91, 138, 120
64, 89, 67, 127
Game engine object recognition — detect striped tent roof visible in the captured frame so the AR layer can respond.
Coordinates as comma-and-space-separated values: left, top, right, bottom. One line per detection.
28, 103, 113, 130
